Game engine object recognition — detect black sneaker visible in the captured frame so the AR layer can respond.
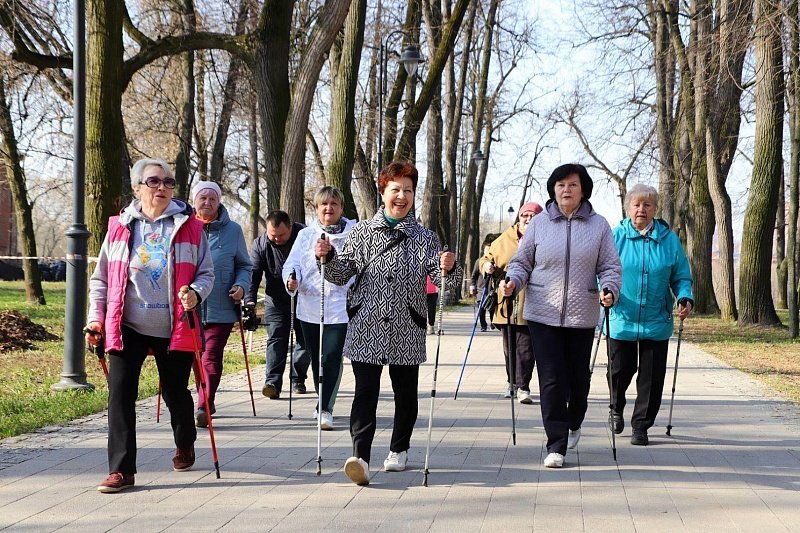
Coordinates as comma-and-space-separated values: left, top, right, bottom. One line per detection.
609, 412, 624, 434
631, 428, 649, 446
292, 382, 307, 394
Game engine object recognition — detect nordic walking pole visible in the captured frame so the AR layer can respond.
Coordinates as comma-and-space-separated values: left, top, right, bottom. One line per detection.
316, 235, 326, 476
186, 308, 221, 478
666, 312, 686, 436
453, 281, 490, 400
589, 325, 603, 375
288, 270, 297, 421
603, 288, 616, 461
237, 302, 257, 416
423, 245, 448, 487
505, 278, 517, 446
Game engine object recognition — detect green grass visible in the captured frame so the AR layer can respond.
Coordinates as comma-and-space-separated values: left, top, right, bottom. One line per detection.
0, 281, 255, 439
683, 311, 800, 403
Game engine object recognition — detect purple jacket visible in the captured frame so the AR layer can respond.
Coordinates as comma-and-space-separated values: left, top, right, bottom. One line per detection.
506, 200, 621, 329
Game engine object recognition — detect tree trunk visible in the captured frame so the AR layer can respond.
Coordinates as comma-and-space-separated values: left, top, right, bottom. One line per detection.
776, 175, 788, 309
251, 1, 294, 213
739, 0, 784, 326
420, 0, 445, 242
788, 0, 800, 337
327, 0, 366, 221
458, 0, 496, 267
0, 76, 45, 304
650, 1, 677, 225
443, 0, 476, 251
249, 97, 260, 242
280, 0, 353, 222
208, 57, 243, 183
395, 0, 469, 160
86, 0, 125, 255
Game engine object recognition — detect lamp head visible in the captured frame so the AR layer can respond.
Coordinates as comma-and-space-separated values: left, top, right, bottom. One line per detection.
398, 44, 424, 76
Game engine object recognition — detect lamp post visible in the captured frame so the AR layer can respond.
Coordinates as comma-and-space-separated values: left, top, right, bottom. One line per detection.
53, 0, 93, 391
376, 31, 424, 210
499, 201, 515, 233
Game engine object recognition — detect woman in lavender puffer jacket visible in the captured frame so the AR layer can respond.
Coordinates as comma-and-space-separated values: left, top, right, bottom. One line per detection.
500, 163, 621, 469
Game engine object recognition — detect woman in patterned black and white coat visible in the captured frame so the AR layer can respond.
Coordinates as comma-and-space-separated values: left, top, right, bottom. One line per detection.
314, 161, 463, 486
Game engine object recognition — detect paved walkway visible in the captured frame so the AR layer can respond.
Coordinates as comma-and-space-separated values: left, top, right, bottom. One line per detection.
1, 306, 799, 532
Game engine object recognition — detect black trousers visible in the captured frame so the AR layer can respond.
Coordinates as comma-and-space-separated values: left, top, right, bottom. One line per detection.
496, 324, 535, 391
426, 293, 438, 326
607, 338, 669, 431
350, 361, 419, 464
528, 322, 594, 455
107, 326, 196, 474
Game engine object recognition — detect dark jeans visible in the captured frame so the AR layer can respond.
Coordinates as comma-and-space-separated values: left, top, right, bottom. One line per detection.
350, 361, 419, 464
528, 321, 594, 455
496, 324, 535, 391
607, 338, 669, 431
426, 293, 438, 326
107, 326, 196, 474
299, 321, 347, 414
263, 303, 310, 392
195, 322, 234, 408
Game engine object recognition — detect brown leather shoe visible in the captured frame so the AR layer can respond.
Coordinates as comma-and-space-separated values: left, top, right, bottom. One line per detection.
97, 472, 135, 493
173, 445, 195, 471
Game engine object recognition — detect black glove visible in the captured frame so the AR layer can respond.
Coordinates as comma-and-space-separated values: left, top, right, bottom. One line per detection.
242, 304, 261, 331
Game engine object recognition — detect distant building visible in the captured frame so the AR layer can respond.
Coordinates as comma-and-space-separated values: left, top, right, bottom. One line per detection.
0, 165, 19, 257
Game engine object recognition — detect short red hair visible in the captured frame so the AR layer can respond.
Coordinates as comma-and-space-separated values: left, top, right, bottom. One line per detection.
378, 161, 419, 194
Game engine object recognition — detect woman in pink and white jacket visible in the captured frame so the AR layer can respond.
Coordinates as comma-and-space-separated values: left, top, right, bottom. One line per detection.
85, 158, 214, 494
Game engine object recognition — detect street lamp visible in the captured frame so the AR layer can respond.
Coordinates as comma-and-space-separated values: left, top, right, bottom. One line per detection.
499, 201, 515, 233
54, 0, 93, 391
376, 31, 424, 209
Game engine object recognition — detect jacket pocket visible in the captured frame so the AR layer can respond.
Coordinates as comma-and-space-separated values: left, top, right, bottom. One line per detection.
408, 305, 427, 329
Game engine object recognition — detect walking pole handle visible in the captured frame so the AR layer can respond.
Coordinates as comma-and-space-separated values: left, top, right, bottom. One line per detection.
319, 234, 327, 264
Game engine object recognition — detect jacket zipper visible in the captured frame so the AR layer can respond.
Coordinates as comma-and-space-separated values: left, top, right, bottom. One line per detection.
635, 233, 646, 340
560, 219, 572, 326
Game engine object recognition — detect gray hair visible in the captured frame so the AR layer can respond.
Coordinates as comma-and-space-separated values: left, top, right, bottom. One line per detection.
131, 158, 175, 186
625, 183, 659, 209
313, 185, 344, 207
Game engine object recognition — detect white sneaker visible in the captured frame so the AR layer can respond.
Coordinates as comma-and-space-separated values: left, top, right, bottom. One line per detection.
427, 325, 435, 335
320, 411, 333, 430
344, 456, 370, 485
516, 389, 533, 404
312, 409, 318, 420
504, 384, 513, 398
567, 429, 581, 449
383, 450, 408, 472
543, 452, 565, 468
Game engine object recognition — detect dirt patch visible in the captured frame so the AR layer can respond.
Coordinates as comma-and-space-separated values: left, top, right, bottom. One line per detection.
0, 310, 59, 352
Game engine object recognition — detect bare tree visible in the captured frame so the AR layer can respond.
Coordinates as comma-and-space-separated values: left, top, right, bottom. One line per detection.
0, 71, 45, 304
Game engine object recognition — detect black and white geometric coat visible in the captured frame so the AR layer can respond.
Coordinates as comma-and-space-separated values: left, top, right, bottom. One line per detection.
323, 209, 463, 366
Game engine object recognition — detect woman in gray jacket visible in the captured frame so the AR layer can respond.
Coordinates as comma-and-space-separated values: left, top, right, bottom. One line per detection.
314, 161, 462, 485
500, 163, 621, 469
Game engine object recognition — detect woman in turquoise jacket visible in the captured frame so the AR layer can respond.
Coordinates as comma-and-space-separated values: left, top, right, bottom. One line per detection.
608, 184, 693, 446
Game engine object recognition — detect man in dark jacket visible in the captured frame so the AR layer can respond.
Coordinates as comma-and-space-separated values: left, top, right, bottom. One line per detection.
245, 210, 310, 399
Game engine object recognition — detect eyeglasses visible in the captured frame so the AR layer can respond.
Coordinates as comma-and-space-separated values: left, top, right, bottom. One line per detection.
142, 176, 177, 189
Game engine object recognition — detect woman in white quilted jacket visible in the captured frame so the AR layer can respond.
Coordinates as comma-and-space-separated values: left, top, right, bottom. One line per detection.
283, 186, 356, 431
499, 163, 622, 469
314, 161, 462, 486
